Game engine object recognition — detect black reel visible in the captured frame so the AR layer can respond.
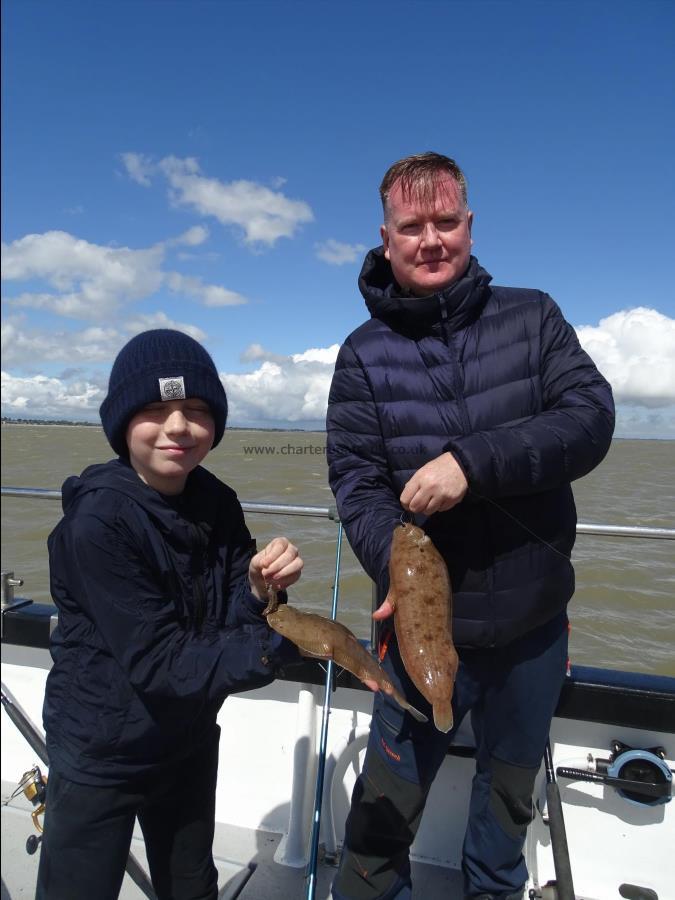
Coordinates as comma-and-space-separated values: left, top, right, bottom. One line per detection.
557, 740, 672, 807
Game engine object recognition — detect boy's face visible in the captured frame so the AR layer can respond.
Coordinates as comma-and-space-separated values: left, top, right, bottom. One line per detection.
126, 398, 215, 495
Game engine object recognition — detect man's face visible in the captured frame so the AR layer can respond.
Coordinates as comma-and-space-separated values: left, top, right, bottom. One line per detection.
381, 175, 473, 296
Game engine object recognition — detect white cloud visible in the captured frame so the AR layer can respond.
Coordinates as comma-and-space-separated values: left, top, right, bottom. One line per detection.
1, 315, 207, 368
3, 310, 674, 437
291, 345, 342, 364
166, 272, 247, 307
120, 152, 155, 186
157, 156, 314, 246
241, 343, 271, 362
223, 314, 675, 434
0, 313, 209, 421
118, 313, 207, 342
2, 231, 165, 319
172, 225, 210, 247
1, 317, 123, 367
121, 151, 314, 247
576, 308, 675, 407
2, 229, 245, 319
240, 343, 287, 364
223, 344, 340, 427
315, 239, 366, 265
1, 370, 103, 419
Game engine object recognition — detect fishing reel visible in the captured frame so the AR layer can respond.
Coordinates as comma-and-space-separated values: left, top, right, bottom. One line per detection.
557, 740, 672, 807
12, 765, 48, 853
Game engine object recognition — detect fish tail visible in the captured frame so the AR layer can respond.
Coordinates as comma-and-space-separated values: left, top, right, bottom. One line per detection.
405, 703, 428, 723
389, 689, 428, 723
433, 699, 454, 733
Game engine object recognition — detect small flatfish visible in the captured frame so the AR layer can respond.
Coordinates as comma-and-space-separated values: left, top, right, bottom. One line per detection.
263, 590, 427, 722
384, 522, 459, 732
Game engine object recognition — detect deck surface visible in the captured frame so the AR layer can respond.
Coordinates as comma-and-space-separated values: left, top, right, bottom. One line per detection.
1, 780, 463, 900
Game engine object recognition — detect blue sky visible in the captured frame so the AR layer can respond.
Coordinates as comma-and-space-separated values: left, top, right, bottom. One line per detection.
2, 0, 674, 437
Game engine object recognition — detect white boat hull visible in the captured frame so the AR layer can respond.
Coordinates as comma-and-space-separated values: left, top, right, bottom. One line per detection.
2, 640, 673, 900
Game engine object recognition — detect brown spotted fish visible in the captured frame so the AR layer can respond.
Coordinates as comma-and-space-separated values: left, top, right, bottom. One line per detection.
384, 522, 459, 732
263, 588, 427, 722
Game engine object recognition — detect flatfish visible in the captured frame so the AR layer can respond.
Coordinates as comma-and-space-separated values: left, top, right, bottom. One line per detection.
263, 590, 427, 722
384, 522, 458, 732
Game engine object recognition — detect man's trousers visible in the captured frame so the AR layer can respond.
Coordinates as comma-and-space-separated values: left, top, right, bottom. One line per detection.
332, 612, 569, 900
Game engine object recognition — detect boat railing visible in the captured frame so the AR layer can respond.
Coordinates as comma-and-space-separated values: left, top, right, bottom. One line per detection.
2, 486, 674, 540
2, 485, 674, 833
3, 483, 674, 653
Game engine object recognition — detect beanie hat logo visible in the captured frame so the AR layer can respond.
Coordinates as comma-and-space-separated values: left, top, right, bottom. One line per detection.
159, 376, 186, 401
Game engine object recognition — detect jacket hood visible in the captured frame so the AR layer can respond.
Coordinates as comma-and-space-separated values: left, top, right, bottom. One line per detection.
358, 246, 493, 333
61, 458, 222, 537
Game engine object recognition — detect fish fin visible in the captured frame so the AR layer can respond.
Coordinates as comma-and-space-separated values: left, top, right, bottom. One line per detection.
433, 699, 454, 733
389, 689, 428, 723
300, 649, 331, 660
405, 703, 428, 723
383, 588, 397, 612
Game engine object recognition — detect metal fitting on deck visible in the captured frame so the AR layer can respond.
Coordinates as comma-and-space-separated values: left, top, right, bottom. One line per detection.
1, 571, 33, 639
1, 571, 24, 608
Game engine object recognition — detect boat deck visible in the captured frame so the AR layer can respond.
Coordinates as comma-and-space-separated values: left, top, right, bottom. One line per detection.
1, 781, 462, 899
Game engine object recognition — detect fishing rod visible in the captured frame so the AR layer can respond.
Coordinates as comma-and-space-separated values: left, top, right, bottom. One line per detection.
541, 739, 575, 900
305, 520, 344, 900
1, 685, 157, 900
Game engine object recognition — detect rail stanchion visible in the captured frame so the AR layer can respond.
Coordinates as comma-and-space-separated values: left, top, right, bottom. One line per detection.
543, 738, 575, 900
305, 520, 343, 900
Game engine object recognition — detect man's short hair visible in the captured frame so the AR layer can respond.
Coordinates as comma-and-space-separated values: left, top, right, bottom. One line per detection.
379, 152, 468, 217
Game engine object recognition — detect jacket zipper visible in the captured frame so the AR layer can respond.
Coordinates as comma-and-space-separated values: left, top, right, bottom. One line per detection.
441, 298, 496, 643
440, 300, 472, 435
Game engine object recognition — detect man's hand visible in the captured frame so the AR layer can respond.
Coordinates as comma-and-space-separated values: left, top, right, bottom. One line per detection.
372, 599, 395, 621
249, 537, 303, 601
400, 452, 468, 516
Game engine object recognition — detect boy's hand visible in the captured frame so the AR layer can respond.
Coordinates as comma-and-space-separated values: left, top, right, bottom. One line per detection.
249, 537, 303, 601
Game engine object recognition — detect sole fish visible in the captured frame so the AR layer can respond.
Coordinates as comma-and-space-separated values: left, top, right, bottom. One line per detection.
263, 590, 427, 723
385, 522, 459, 732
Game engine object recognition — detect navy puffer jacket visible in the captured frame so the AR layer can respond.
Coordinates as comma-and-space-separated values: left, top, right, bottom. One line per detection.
327, 249, 615, 648
44, 459, 298, 785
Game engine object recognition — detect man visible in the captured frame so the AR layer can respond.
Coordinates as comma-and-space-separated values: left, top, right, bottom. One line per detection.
326, 152, 614, 900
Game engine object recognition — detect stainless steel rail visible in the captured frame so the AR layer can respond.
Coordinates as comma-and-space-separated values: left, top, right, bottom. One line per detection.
1, 486, 674, 539
576, 523, 675, 539
0, 487, 336, 520
2, 487, 62, 502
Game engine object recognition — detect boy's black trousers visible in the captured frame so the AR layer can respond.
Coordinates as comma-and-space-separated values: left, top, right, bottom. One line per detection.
36, 726, 220, 900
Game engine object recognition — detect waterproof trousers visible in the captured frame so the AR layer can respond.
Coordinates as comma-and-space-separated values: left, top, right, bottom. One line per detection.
332, 613, 569, 900
35, 727, 220, 900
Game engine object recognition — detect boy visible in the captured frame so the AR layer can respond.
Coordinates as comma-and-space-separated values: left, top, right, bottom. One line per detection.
37, 329, 303, 900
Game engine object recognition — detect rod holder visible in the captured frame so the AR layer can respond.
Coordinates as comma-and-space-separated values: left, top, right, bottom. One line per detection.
1, 571, 24, 609
1, 571, 34, 639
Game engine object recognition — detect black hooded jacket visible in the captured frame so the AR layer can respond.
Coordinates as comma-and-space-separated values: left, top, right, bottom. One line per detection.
327, 250, 615, 648
43, 458, 297, 785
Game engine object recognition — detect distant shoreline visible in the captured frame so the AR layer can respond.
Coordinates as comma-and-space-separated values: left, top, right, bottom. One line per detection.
1, 418, 672, 441
2, 419, 103, 428
1, 418, 323, 433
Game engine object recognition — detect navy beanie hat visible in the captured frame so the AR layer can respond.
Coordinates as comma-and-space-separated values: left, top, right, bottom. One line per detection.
100, 329, 228, 457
